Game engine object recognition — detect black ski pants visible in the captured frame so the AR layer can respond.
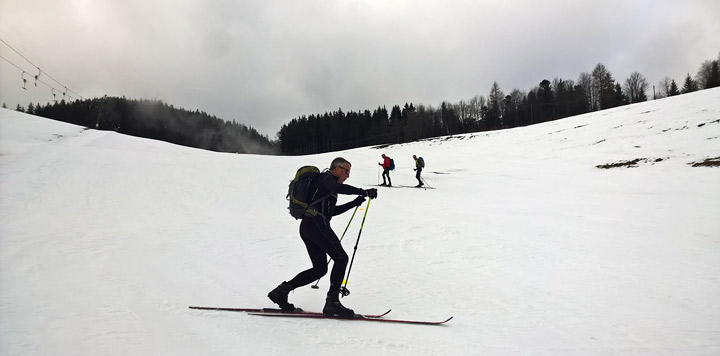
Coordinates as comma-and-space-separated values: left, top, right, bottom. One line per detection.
382, 168, 391, 185
288, 217, 349, 292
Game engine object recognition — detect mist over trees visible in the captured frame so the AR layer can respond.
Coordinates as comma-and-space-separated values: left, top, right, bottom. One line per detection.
279, 54, 719, 155
21, 97, 278, 154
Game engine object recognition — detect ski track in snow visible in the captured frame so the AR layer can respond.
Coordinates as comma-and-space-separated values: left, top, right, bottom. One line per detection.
1, 88, 720, 356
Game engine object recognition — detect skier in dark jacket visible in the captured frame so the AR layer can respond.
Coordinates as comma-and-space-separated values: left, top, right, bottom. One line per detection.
268, 157, 378, 317
413, 155, 424, 187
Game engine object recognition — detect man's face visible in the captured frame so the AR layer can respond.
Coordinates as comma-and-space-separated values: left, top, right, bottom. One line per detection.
334, 163, 351, 183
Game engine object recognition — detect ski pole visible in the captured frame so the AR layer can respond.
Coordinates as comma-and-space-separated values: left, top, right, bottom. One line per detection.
421, 176, 432, 188
342, 198, 371, 295
310, 204, 359, 289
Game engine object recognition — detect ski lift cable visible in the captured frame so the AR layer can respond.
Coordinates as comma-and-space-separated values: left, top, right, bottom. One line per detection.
0, 36, 84, 99
0, 53, 27, 72
0, 36, 36, 69
3, 53, 72, 98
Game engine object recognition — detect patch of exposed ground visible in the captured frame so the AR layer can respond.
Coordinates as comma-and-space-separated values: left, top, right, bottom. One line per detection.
596, 158, 665, 169
688, 156, 720, 167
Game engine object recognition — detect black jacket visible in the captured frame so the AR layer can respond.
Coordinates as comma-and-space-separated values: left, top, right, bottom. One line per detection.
307, 172, 365, 223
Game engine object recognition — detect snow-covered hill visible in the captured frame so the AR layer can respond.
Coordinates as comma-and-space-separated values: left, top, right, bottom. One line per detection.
1, 89, 719, 356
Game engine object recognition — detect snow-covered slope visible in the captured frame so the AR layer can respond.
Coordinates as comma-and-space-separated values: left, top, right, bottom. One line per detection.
1, 88, 719, 356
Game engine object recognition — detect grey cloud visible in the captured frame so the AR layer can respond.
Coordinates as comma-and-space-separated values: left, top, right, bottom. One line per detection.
1, 0, 719, 137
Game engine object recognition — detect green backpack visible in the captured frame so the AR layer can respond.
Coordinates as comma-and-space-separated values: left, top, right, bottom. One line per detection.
287, 166, 331, 219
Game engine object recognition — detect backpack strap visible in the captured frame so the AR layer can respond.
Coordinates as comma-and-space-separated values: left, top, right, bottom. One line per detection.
304, 172, 333, 219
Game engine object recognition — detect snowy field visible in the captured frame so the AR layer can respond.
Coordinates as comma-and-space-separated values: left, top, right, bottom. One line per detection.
1, 88, 719, 356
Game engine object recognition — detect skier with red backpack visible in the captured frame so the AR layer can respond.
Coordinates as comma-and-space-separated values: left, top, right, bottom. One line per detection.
378, 154, 393, 187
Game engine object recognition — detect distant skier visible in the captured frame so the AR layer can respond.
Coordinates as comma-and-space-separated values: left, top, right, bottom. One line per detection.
268, 157, 378, 318
379, 154, 392, 187
413, 155, 425, 187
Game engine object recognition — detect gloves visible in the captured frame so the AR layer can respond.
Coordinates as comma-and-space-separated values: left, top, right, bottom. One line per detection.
352, 196, 366, 207
413, 168, 417, 171
365, 188, 378, 199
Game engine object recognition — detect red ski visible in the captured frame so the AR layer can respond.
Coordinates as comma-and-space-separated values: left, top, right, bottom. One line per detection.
188, 306, 392, 319
247, 311, 452, 325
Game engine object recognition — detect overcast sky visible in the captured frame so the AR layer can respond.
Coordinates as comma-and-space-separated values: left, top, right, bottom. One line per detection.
1, 0, 719, 137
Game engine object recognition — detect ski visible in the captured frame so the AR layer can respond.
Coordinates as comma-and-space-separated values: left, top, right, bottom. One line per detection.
247, 311, 452, 325
188, 306, 392, 318
397, 185, 435, 189
369, 184, 435, 190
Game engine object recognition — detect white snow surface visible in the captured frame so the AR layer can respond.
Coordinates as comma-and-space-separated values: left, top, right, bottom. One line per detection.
1, 89, 720, 356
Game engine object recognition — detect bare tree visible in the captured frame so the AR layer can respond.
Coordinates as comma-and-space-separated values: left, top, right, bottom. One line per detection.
707, 61, 720, 88
623, 71, 648, 103
657, 76, 673, 98
455, 99, 469, 123
577, 72, 593, 111
468, 95, 484, 123
696, 60, 715, 89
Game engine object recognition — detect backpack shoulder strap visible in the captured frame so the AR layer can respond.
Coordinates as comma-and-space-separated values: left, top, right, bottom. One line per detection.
307, 172, 334, 206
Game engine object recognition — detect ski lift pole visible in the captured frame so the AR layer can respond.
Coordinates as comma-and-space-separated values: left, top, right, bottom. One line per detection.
342, 198, 371, 295
311, 204, 359, 289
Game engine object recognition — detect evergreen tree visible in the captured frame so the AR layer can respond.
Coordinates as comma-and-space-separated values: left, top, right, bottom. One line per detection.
552, 78, 574, 118
487, 81, 504, 129
388, 105, 403, 143
669, 80, 680, 96
538, 79, 554, 122
591, 63, 617, 110
370, 106, 389, 144
501, 89, 525, 128
614, 83, 628, 106
681, 73, 699, 93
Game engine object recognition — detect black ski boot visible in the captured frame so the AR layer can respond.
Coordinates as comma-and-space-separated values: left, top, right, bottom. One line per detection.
323, 291, 355, 318
267, 281, 295, 311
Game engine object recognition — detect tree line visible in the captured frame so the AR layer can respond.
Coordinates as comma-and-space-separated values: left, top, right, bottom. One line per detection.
9, 96, 278, 154
278, 55, 720, 155
6, 54, 719, 156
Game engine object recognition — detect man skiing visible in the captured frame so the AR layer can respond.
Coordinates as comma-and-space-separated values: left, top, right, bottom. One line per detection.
379, 154, 392, 187
413, 155, 424, 187
268, 157, 378, 318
